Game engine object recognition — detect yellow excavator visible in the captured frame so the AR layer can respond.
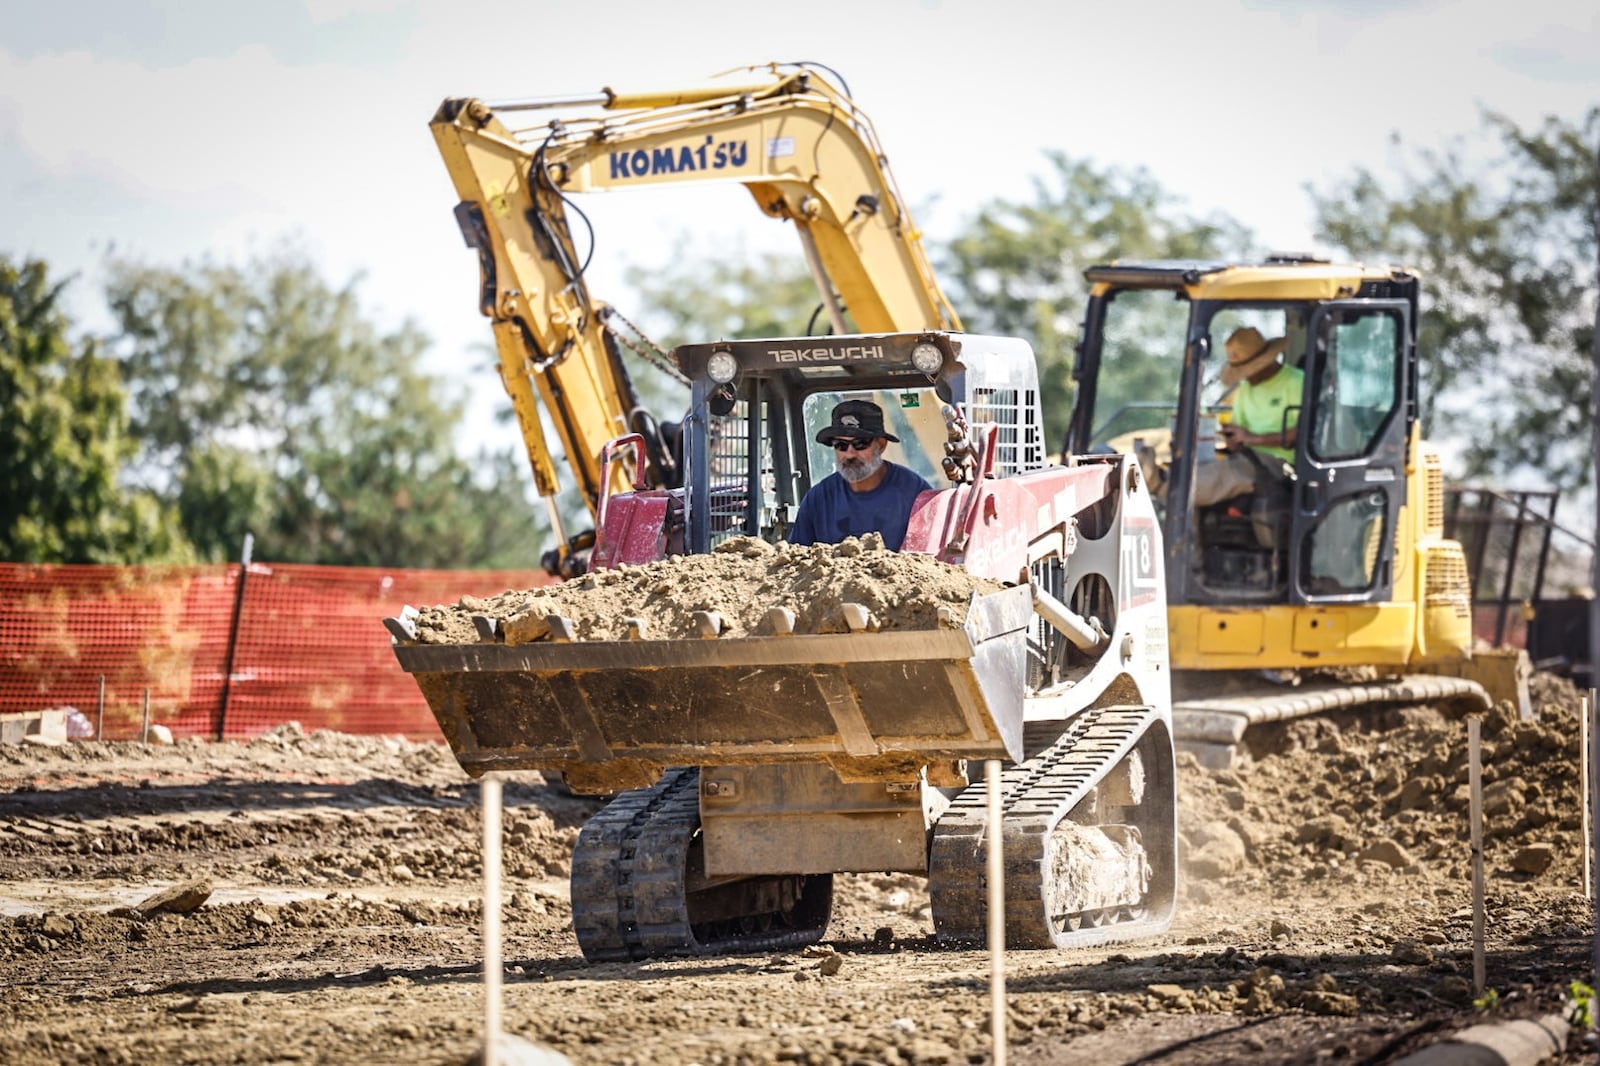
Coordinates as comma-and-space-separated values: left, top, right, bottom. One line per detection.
1064, 256, 1506, 765
429, 61, 959, 577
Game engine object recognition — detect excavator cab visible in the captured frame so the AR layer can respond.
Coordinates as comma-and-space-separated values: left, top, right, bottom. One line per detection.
1066, 258, 1474, 677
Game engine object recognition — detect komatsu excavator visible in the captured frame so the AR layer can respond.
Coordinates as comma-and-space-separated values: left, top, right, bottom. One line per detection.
390, 329, 1178, 960
1064, 256, 1502, 765
429, 61, 958, 577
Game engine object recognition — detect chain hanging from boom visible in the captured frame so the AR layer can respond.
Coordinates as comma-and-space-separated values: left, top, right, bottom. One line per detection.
599, 306, 690, 387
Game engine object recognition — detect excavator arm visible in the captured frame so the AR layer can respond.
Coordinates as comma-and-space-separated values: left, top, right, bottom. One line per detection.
430, 63, 960, 573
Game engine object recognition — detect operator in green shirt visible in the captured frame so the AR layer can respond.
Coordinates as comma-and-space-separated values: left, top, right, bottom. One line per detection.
1192, 326, 1303, 507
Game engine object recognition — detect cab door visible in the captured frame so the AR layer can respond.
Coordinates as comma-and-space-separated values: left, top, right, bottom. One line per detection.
1289, 300, 1411, 604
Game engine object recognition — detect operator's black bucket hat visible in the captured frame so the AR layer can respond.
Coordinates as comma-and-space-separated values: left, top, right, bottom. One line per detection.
816, 399, 900, 444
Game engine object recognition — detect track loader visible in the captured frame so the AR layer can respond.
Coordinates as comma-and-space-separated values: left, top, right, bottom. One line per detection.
388, 330, 1178, 961
1065, 256, 1502, 765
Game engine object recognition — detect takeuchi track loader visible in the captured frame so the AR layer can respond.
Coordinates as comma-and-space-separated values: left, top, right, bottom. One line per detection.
388, 331, 1178, 961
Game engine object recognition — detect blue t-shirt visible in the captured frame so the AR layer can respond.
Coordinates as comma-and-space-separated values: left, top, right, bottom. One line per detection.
789, 462, 933, 551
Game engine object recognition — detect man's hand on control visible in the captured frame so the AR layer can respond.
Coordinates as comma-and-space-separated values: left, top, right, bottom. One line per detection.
1218, 423, 1248, 451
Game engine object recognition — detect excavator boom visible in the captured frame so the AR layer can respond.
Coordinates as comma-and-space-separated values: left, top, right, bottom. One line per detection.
430, 64, 959, 572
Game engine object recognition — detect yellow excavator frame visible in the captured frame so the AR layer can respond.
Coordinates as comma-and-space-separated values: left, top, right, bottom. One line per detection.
1079, 259, 1475, 675
430, 64, 960, 559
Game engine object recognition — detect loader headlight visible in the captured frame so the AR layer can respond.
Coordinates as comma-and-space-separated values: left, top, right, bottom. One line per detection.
706, 350, 739, 384
910, 341, 943, 376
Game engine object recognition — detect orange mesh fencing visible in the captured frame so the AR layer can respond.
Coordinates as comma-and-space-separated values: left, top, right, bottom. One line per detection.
0, 562, 551, 741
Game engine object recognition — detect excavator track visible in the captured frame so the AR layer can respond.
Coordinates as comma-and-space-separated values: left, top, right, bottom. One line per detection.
928, 704, 1175, 949
570, 767, 834, 962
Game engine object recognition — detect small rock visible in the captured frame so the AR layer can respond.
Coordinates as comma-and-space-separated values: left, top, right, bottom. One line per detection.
1186, 821, 1247, 878
1359, 839, 1414, 869
1511, 843, 1555, 876
135, 879, 213, 916
1299, 990, 1359, 1016
1482, 776, 1527, 819
40, 914, 74, 939
1391, 941, 1433, 965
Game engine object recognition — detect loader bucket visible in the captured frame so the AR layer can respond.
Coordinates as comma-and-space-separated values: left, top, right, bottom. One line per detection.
390, 584, 1032, 792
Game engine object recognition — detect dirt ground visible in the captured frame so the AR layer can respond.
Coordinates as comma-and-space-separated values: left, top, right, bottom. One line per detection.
1, 668, 1595, 1065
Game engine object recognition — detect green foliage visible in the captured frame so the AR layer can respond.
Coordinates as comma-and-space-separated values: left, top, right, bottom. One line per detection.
1570, 980, 1595, 1030
0, 255, 189, 564
1474, 987, 1500, 1013
938, 152, 1255, 449
622, 238, 829, 347
104, 246, 545, 568
1311, 108, 1599, 490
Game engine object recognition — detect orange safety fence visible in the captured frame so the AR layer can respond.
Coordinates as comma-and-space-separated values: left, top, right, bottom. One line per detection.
0, 562, 552, 741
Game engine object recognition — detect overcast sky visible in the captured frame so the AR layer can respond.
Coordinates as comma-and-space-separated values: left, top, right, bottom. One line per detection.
3, 0, 1596, 457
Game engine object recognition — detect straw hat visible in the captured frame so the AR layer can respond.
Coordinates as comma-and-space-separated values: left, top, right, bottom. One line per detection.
1220, 327, 1289, 386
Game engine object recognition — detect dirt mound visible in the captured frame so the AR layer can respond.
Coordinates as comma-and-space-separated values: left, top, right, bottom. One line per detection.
411, 534, 1006, 643
1, 676, 1593, 1063
1177, 673, 1591, 895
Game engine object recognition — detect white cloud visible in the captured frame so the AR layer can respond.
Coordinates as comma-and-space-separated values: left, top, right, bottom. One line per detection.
2, 0, 1596, 474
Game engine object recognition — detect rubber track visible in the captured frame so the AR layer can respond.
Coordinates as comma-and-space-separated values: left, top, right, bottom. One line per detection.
928, 704, 1172, 949
569, 767, 830, 961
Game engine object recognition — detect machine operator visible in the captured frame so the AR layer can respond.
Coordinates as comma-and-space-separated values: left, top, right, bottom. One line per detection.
1191, 326, 1303, 508
788, 399, 931, 551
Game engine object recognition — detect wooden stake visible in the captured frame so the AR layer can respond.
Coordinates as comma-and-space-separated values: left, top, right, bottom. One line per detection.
1589, 689, 1600, 1020
986, 758, 1006, 1066
482, 776, 503, 1066
96, 675, 105, 742
1584, 697, 1592, 899
1469, 717, 1486, 997
141, 690, 151, 745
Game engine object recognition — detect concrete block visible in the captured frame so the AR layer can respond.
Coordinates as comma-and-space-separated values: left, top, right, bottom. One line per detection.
1, 709, 68, 746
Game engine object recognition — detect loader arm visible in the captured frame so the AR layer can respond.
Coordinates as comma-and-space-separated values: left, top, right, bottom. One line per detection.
430, 63, 960, 565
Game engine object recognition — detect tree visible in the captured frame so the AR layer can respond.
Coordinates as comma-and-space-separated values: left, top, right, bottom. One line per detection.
105, 246, 546, 568
939, 152, 1255, 447
0, 255, 188, 564
622, 238, 831, 347
1311, 108, 1600, 491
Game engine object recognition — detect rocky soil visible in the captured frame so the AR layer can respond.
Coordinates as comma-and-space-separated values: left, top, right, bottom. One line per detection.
4, 537, 1596, 1063
1, 670, 1594, 1064
409, 535, 1004, 644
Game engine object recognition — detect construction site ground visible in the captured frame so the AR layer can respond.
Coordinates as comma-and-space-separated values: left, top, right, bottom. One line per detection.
2, 673, 1594, 1065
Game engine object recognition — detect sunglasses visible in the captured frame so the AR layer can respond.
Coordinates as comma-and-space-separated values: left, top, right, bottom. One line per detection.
832, 439, 876, 453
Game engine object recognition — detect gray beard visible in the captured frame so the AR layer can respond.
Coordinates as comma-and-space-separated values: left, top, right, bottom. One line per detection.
837, 452, 884, 485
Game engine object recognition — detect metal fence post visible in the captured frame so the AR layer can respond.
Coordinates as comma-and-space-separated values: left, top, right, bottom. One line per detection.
217, 533, 255, 740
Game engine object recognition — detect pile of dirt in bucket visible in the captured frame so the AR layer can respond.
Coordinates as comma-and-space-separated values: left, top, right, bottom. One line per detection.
410, 534, 1007, 643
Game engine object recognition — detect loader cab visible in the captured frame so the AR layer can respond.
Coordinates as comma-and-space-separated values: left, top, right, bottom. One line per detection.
1066, 260, 1416, 612
672, 332, 1046, 555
